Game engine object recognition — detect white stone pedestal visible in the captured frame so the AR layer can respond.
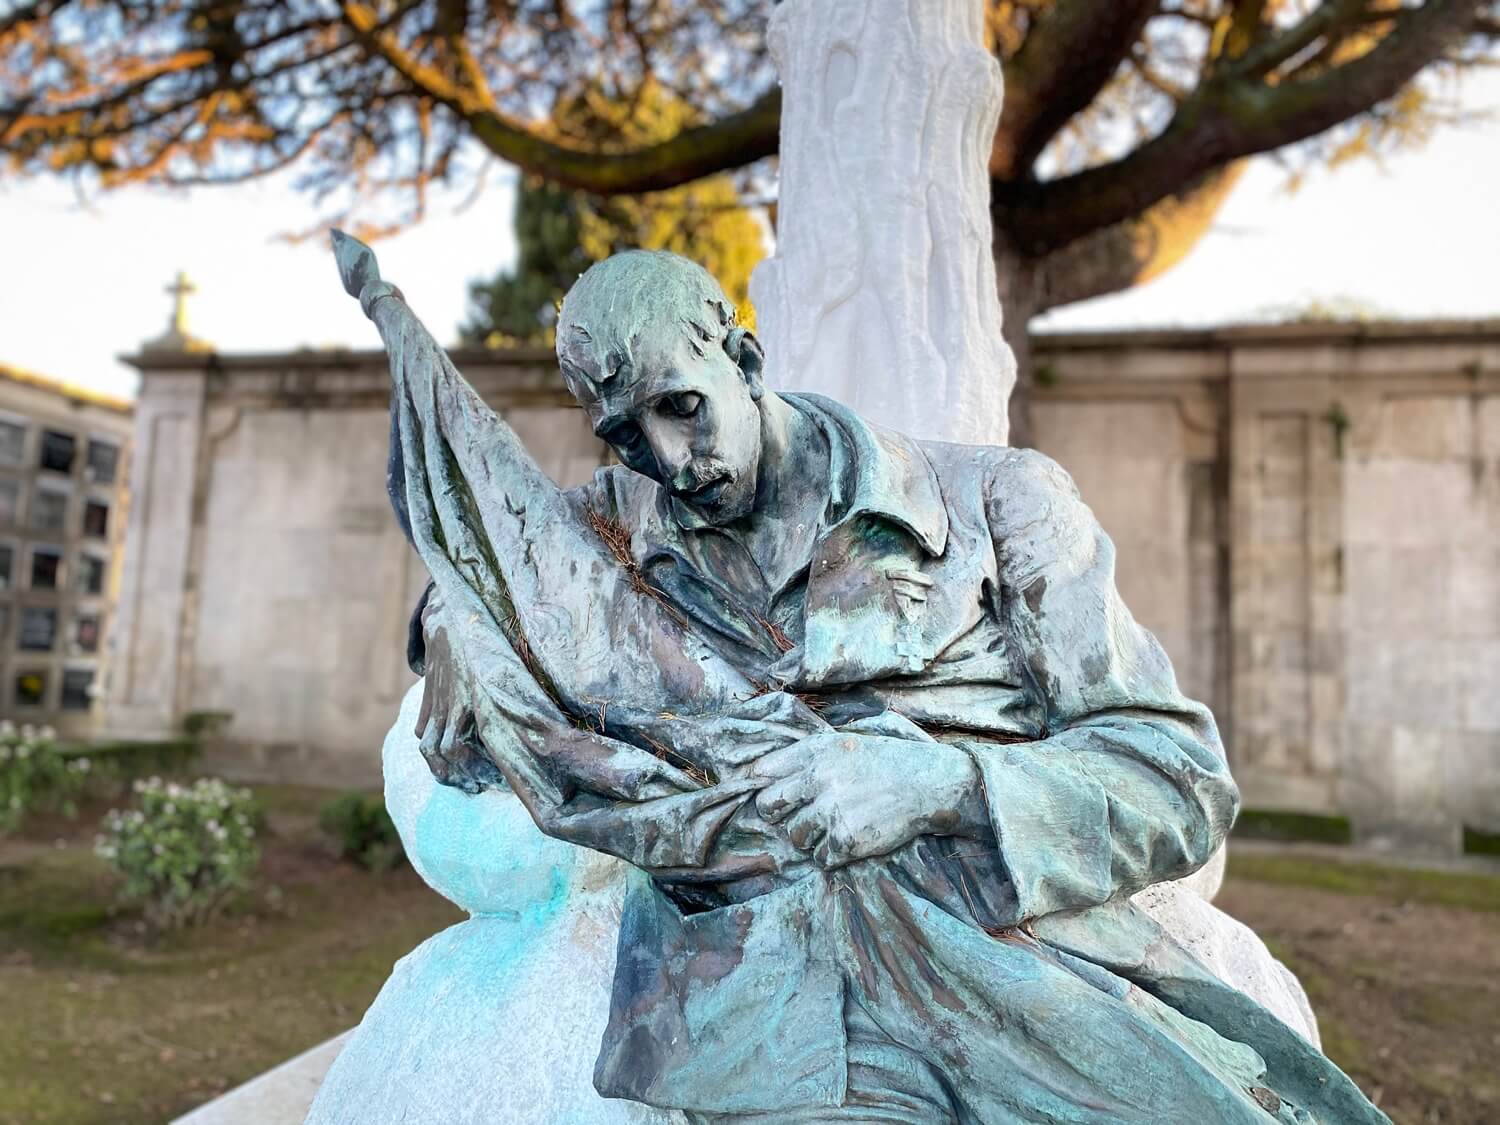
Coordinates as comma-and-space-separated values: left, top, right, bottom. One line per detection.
173, 1034, 351, 1125
305, 683, 681, 1125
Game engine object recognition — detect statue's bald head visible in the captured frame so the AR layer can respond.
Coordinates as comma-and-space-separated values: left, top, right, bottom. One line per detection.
556, 250, 741, 399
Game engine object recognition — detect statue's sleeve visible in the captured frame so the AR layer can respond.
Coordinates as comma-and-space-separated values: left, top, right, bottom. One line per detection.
962, 449, 1239, 925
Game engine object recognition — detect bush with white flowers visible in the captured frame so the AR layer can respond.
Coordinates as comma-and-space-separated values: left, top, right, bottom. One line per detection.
95, 777, 260, 929
0, 720, 89, 835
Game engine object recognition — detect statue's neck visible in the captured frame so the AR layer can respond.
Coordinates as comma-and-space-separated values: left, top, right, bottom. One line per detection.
739, 393, 831, 593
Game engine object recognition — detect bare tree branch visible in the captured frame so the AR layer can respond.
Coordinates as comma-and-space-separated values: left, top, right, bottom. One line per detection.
995, 0, 1479, 255
1229, 0, 1370, 77
338, 1, 779, 193
993, 0, 1162, 177
1031, 162, 1245, 311
0, 0, 1493, 319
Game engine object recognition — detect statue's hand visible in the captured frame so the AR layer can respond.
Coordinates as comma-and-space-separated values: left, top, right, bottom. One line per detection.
751, 732, 987, 869
415, 593, 503, 795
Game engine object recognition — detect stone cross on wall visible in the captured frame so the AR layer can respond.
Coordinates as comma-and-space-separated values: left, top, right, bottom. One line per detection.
143, 270, 211, 354
166, 270, 197, 335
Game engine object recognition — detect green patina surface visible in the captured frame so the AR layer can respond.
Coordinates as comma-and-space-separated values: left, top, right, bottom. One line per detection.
317, 235, 1394, 1122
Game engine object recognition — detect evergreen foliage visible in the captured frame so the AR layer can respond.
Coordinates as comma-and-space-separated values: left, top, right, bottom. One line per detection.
462, 83, 764, 345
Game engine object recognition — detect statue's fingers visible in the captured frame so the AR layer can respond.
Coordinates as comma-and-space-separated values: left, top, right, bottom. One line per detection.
784, 806, 828, 854
415, 680, 436, 739
747, 745, 809, 782
447, 730, 500, 796
415, 654, 452, 739
417, 718, 451, 783
813, 832, 853, 871
755, 772, 815, 823
718, 734, 798, 769
437, 721, 459, 764
623, 758, 698, 800
417, 714, 441, 756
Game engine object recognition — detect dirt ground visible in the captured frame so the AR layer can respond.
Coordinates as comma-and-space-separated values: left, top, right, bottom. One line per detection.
0, 788, 463, 1125
2, 788, 1496, 1124
1218, 852, 1500, 1125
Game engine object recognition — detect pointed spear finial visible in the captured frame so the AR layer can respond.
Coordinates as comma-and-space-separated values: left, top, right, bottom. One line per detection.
331, 229, 404, 319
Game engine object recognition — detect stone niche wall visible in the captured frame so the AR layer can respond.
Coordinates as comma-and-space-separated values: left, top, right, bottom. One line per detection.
1030, 360, 1228, 727
1034, 324, 1500, 853
110, 326, 1500, 849
107, 351, 606, 787
1340, 388, 1500, 848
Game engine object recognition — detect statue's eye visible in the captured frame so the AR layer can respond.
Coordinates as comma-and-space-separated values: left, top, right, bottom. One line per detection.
659, 393, 702, 419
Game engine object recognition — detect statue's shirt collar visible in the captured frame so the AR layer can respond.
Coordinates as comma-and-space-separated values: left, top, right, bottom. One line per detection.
792, 393, 949, 557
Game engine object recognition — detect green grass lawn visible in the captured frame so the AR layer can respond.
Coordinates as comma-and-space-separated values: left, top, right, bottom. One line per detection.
1226, 850, 1500, 913
3, 789, 1497, 1125
0, 786, 462, 1125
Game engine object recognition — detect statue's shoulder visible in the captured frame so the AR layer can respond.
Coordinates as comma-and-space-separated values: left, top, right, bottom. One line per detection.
917, 439, 1080, 518
916, 440, 1102, 584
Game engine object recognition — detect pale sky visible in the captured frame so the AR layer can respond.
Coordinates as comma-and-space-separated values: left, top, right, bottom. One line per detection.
1, 72, 1497, 402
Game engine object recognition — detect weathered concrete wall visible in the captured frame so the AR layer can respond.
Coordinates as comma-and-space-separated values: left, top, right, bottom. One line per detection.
109, 325, 1500, 848
1030, 352, 1228, 725
1035, 324, 1500, 853
107, 351, 605, 786
108, 372, 204, 740
1336, 372, 1500, 850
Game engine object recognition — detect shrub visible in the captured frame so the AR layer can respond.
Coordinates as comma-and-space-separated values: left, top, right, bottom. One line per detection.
0, 722, 91, 835
319, 792, 404, 871
79, 738, 201, 785
95, 777, 260, 930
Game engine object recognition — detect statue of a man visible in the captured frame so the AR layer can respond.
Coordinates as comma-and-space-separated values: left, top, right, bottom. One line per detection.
333, 236, 1386, 1124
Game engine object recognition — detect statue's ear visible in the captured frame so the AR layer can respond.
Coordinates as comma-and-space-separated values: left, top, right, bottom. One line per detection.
725, 327, 766, 400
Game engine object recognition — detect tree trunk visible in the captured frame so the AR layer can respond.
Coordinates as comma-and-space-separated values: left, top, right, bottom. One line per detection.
750, 0, 1016, 447
996, 165, 1250, 448
994, 236, 1040, 449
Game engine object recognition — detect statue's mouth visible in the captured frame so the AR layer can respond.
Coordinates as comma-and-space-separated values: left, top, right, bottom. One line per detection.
675, 476, 730, 505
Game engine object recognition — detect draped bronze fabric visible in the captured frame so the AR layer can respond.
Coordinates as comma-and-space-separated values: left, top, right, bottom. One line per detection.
337, 236, 1387, 1123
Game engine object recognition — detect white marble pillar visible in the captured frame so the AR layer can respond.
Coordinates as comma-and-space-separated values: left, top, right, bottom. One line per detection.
751, 0, 1016, 446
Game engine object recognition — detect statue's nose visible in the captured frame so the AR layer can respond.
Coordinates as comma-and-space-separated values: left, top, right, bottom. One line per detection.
648, 433, 693, 485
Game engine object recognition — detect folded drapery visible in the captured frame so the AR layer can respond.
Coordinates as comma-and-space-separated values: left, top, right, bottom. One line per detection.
333, 232, 1387, 1123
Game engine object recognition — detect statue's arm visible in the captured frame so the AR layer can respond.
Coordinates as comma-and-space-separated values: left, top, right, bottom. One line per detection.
967, 449, 1239, 925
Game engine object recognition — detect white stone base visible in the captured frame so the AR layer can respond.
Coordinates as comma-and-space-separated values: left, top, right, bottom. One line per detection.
172, 1033, 351, 1124
183, 683, 1317, 1122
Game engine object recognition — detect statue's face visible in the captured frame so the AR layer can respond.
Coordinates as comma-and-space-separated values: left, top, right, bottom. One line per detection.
575, 329, 764, 526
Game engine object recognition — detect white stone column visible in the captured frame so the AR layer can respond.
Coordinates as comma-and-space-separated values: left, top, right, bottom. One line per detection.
104, 369, 207, 739
750, 0, 1015, 446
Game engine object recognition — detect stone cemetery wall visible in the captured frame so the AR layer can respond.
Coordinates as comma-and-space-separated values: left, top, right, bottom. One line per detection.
1035, 323, 1500, 852
107, 323, 1500, 849
105, 350, 605, 786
